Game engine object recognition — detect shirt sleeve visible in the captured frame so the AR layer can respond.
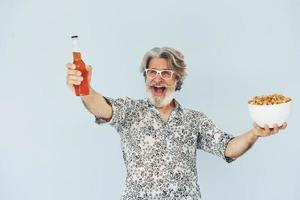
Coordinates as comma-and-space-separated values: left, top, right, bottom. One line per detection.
95, 96, 134, 132
197, 113, 235, 163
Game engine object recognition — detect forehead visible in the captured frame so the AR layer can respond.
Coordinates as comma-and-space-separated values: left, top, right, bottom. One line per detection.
148, 58, 171, 70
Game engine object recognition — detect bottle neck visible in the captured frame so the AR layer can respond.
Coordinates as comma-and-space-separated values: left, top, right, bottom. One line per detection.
72, 37, 80, 52
71, 36, 82, 61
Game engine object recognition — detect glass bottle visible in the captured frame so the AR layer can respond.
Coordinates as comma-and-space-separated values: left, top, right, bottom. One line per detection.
71, 35, 89, 96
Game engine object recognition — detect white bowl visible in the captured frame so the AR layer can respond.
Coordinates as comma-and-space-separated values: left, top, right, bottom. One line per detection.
248, 101, 291, 128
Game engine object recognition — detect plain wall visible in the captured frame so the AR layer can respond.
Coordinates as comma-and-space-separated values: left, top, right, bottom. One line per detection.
1, 0, 299, 199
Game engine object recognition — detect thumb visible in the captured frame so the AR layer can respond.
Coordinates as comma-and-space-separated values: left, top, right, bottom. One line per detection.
253, 122, 262, 129
85, 65, 92, 83
85, 64, 92, 71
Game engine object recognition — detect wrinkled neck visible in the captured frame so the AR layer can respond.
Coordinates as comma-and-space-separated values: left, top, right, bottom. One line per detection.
157, 99, 175, 113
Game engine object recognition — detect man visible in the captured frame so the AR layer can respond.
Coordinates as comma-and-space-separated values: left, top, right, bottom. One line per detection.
65, 47, 287, 200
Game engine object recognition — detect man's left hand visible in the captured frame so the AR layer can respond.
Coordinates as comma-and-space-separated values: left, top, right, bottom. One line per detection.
252, 122, 288, 137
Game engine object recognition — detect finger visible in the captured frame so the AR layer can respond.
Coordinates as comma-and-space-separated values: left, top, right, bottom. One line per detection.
281, 122, 288, 129
67, 69, 81, 76
67, 75, 83, 82
67, 79, 82, 85
68, 85, 75, 92
273, 124, 279, 133
264, 124, 271, 135
66, 63, 76, 69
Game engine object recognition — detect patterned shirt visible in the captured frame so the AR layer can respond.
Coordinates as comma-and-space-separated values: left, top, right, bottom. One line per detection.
95, 97, 235, 200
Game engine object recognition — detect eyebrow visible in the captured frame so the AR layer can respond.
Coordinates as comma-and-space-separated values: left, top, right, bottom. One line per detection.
148, 68, 172, 70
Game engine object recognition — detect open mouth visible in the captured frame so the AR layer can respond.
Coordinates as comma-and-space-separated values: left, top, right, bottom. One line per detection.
151, 86, 166, 96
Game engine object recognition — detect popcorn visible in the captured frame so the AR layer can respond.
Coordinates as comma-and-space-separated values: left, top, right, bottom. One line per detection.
248, 94, 292, 105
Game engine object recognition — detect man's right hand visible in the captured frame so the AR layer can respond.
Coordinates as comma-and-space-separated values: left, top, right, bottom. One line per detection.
65, 63, 92, 94
65, 63, 112, 120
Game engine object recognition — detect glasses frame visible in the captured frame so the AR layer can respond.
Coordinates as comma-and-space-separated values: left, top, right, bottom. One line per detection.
144, 68, 176, 80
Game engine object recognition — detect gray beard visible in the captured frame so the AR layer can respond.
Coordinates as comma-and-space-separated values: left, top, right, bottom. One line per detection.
146, 86, 175, 108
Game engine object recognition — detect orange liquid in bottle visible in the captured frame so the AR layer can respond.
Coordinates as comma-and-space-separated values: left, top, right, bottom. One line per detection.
73, 52, 89, 96
71, 35, 89, 96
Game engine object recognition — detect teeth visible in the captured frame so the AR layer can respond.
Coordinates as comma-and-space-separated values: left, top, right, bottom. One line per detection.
154, 86, 164, 88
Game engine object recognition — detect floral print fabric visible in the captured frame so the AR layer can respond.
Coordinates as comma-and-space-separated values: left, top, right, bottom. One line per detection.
95, 97, 234, 200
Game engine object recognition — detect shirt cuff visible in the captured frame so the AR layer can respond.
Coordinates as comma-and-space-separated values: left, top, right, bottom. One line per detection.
94, 96, 114, 125
224, 137, 236, 163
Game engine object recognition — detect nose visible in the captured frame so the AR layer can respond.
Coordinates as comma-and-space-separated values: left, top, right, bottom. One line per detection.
152, 73, 164, 82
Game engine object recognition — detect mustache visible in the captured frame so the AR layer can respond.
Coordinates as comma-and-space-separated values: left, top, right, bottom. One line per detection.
146, 82, 173, 88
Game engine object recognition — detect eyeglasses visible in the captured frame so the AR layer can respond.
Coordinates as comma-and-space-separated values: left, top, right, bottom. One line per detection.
145, 69, 176, 80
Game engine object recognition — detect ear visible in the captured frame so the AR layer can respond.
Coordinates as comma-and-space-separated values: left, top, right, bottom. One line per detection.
174, 79, 178, 88
174, 76, 180, 84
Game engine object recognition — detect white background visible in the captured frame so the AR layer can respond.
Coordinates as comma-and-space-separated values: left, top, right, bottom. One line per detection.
1, 0, 299, 199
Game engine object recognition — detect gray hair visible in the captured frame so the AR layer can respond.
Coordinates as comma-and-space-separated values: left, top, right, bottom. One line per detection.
140, 47, 187, 91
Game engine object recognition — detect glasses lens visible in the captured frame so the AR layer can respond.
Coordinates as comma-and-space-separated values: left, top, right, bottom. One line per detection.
146, 69, 157, 78
161, 70, 172, 79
